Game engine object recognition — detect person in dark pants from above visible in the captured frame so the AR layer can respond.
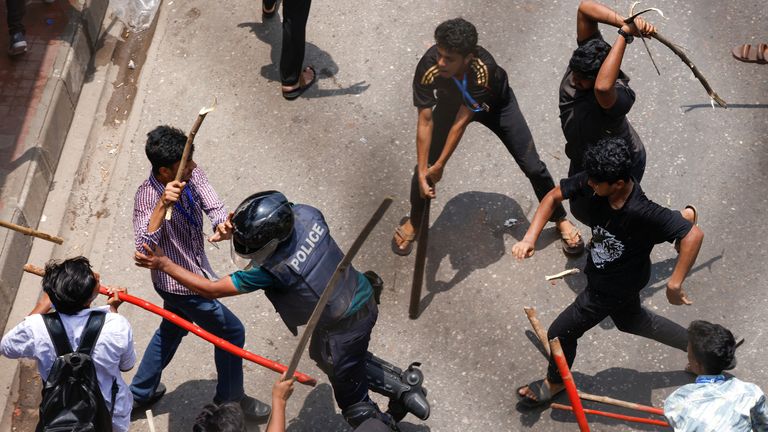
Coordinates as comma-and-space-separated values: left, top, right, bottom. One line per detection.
261, 0, 317, 100
560, 0, 659, 224
392, 18, 584, 257
5, 0, 55, 56
135, 191, 431, 430
511, 136, 704, 406
664, 320, 768, 432
130, 126, 271, 421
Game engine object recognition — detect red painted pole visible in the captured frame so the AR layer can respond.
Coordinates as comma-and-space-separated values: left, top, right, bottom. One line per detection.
23, 264, 317, 387
550, 338, 590, 432
551, 403, 670, 428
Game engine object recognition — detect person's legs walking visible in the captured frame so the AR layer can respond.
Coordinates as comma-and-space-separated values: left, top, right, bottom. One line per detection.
610, 295, 688, 352
280, 0, 312, 86
6, 0, 27, 56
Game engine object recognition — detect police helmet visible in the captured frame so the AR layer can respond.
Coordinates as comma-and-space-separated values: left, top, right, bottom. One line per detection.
231, 191, 294, 257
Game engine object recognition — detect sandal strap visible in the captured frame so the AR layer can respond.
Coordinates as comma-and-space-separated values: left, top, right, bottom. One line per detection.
759, 43, 767, 62
394, 226, 416, 242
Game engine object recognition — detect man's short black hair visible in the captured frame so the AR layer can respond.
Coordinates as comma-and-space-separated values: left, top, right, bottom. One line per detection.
42, 257, 97, 315
434, 18, 478, 57
145, 125, 191, 175
569, 38, 612, 79
192, 402, 245, 432
688, 320, 737, 375
584, 136, 633, 184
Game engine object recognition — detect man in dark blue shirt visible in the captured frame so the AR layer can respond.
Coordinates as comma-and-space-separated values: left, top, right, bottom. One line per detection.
135, 191, 429, 430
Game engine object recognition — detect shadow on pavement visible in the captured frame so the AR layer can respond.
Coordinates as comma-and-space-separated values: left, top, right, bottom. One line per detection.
515, 367, 690, 430
419, 191, 535, 314
286, 383, 430, 432
236, 19, 369, 99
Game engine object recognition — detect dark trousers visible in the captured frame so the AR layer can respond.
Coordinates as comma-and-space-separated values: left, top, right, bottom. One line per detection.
279, 0, 312, 86
130, 288, 246, 403
409, 91, 566, 229
309, 299, 377, 409
545, 282, 688, 383
567, 147, 646, 225
6, 0, 25, 35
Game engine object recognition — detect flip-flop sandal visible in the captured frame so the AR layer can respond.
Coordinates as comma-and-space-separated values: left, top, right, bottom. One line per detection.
391, 221, 416, 256
731, 43, 767, 64
561, 227, 585, 256
282, 66, 317, 100
516, 379, 563, 408
675, 205, 698, 252
262, 0, 277, 18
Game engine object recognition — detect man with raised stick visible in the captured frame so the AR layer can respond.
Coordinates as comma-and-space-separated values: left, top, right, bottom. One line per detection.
129, 125, 271, 420
135, 191, 430, 430
512, 136, 704, 406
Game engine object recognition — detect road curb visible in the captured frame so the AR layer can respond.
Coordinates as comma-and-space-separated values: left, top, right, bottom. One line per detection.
0, 0, 110, 428
0, 0, 109, 328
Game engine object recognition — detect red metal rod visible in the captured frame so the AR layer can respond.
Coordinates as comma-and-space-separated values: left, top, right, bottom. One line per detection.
550, 338, 590, 432
551, 403, 670, 427
23, 264, 317, 387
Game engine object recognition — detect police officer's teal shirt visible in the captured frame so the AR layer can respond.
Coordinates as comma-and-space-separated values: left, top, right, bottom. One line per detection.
230, 267, 373, 318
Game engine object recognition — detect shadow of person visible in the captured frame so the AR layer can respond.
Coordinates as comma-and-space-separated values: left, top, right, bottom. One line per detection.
516, 367, 691, 430
132, 379, 219, 430
236, 21, 369, 98
418, 191, 529, 313
286, 383, 430, 431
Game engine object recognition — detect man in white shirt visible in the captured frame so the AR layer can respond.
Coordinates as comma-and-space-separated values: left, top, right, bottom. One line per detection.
1, 257, 136, 432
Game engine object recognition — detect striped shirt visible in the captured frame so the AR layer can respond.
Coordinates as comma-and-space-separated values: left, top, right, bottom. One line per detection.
664, 376, 768, 432
133, 167, 227, 295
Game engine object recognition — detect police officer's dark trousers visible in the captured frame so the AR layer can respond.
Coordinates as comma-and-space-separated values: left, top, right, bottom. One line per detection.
545, 276, 688, 384
409, 88, 566, 229
309, 298, 378, 409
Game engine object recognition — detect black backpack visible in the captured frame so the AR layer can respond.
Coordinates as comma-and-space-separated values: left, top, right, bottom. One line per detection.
37, 311, 116, 432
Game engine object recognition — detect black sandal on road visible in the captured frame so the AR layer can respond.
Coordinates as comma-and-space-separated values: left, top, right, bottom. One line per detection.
282, 66, 317, 100
560, 227, 585, 256
516, 379, 563, 408
262, 0, 277, 18
391, 218, 416, 256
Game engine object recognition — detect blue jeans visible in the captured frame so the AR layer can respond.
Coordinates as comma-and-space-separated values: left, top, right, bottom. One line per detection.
130, 288, 245, 403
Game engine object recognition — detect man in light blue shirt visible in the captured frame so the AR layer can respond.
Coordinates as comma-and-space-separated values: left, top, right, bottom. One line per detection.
664, 320, 768, 431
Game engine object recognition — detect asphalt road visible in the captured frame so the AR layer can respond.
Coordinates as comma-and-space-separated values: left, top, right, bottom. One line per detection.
55, 0, 767, 430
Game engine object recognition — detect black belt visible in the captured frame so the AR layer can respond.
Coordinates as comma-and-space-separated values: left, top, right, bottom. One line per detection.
323, 296, 375, 332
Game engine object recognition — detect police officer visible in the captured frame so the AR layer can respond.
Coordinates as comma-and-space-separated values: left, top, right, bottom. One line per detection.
135, 191, 430, 429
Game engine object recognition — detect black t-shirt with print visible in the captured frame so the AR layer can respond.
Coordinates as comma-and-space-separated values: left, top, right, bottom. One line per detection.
561, 172, 693, 292
559, 32, 644, 170
413, 45, 510, 111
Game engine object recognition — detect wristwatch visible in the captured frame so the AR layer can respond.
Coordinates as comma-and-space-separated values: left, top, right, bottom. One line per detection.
618, 28, 634, 44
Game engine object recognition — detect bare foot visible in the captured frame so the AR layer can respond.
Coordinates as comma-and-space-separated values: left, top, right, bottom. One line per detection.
681, 207, 696, 224
281, 67, 316, 93
518, 379, 564, 402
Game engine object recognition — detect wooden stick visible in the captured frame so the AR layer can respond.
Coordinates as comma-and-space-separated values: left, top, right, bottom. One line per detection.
578, 391, 664, 416
552, 403, 670, 427
146, 409, 157, 432
409, 198, 430, 319
0, 220, 64, 244
550, 338, 591, 431
545, 268, 580, 281
524, 307, 551, 357
164, 99, 217, 220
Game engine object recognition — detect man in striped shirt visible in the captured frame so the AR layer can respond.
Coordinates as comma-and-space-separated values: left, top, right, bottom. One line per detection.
129, 125, 270, 421
664, 320, 768, 431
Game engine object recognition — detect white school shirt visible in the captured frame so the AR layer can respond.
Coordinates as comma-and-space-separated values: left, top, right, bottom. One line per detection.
0, 306, 136, 432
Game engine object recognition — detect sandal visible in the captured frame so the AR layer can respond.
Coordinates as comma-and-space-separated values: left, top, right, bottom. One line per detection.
675, 205, 698, 252
262, 0, 277, 18
516, 379, 563, 408
391, 218, 416, 256
560, 227, 585, 256
731, 43, 767, 64
282, 66, 317, 100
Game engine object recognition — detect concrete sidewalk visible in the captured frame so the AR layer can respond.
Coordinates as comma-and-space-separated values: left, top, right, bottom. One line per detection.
0, 0, 108, 331
0, 0, 108, 428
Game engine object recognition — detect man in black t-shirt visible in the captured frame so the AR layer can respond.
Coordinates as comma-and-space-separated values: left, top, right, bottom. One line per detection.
392, 18, 584, 256
559, 1, 656, 224
511, 136, 704, 406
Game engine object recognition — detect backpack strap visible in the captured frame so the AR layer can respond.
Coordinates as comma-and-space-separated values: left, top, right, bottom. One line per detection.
42, 312, 74, 357
76, 311, 106, 355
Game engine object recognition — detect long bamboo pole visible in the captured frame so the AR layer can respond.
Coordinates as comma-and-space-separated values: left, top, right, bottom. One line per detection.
551, 403, 670, 427
550, 338, 591, 431
23, 263, 317, 386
